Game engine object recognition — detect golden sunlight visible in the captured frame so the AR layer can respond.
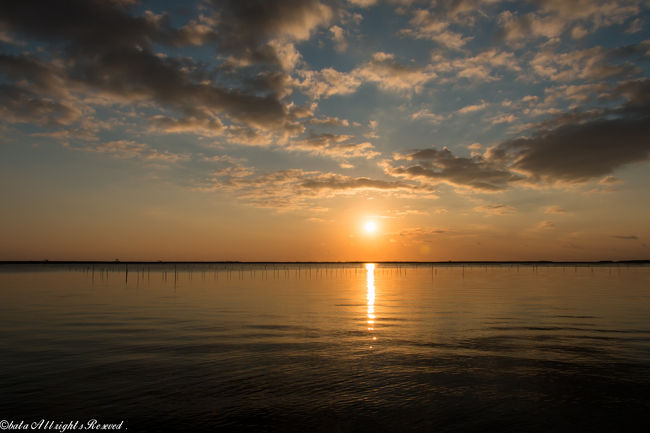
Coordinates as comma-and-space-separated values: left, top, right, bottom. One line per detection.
366, 262, 375, 325
364, 220, 377, 234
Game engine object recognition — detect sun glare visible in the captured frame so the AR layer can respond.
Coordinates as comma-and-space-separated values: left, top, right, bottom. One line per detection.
364, 221, 377, 233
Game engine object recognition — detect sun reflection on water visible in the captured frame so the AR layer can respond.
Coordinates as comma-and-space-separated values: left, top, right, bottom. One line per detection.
366, 263, 376, 348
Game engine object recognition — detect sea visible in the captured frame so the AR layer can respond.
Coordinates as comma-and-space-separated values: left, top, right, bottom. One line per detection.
1, 262, 649, 432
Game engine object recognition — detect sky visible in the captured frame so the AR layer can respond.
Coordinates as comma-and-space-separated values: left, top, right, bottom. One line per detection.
1, 0, 649, 261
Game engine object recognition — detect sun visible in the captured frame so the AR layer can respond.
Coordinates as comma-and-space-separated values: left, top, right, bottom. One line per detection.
364, 220, 377, 234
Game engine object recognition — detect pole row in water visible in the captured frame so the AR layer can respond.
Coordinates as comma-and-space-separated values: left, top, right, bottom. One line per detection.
76, 262, 637, 288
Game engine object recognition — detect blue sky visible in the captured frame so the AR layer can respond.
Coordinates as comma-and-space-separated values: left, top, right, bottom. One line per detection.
1, 0, 649, 260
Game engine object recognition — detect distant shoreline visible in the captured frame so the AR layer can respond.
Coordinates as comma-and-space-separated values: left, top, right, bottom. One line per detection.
1, 260, 649, 265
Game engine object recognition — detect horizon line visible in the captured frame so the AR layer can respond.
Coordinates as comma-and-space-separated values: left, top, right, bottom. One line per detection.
1, 260, 649, 265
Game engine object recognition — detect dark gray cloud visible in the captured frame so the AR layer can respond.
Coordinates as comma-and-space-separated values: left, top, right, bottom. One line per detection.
0, 0, 331, 137
300, 175, 407, 191
209, 0, 332, 67
0, 0, 220, 49
493, 79, 650, 183
0, 54, 65, 95
497, 115, 650, 182
0, 84, 80, 126
386, 147, 522, 191
612, 235, 639, 240
614, 78, 650, 112
0, 54, 80, 126
0, 1, 170, 50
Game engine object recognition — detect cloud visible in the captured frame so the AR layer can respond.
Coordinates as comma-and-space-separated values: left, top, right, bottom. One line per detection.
265, 40, 302, 72
225, 126, 275, 147
209, 0, 332, 68
0, 0, 331, 144
388, 78, 650, 191
473, 204, 516, 215
535, 220, 556, 230
199, 166, 434, 208
411, 109, 446, 124
543, 83, 611, 105
299, 51, 437, 98
149, 110, 225, 136
544, 205, 567, 214
347, 0, 377, 7
535, 0, 641, 28
531, 46, 641, 82
288, 133, 379, 159
400, 8, 472, 50
354, 52, 437, 94
4, 0, 650, 211
0, 0, 191, 50
626, 18, 643, 34
0, 30, 24, 45
612, 235, 638, 240
375, 208, 429, 218
288, 102, 317, 119
430, 49, 521, 83
398, 227, 447, 239
329, 25, 347, 52
457, 101, 488, 114
490, 113, 517, 124
297, 67, 362, 99
68, 140, 190, 162
599, 175, 623, 185
0, 85, 82, 127
0, 54, 84, 127
399, 1, 633, 53
497, 1, 642, 44
309, 116, 350, 127
571, 26, 589, 39
497, 10, 565, 44
0, 54, 67, 96
494, 114, 650, 183
385, 147, 523, 191
486, 78, 650, 183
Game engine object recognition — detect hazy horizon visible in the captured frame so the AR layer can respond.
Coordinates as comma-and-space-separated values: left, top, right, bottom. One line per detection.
2, 259, 649, 264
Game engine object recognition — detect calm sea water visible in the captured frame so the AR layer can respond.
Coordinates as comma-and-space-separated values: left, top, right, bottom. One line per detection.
1, 263, 649, 432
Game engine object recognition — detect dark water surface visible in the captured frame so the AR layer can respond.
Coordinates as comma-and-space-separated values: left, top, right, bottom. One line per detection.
1, 263, 649, 432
